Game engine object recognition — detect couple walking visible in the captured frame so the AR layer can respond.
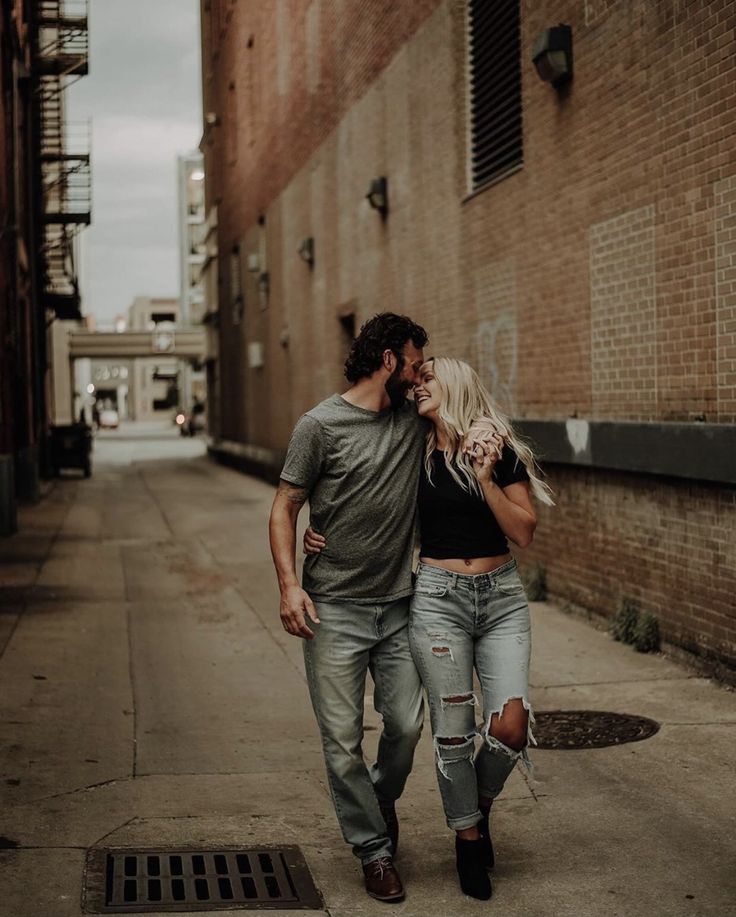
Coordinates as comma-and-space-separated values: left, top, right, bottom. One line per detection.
269, 313, 553, 902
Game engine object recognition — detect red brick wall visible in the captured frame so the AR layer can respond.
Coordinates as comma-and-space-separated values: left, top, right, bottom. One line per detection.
202, 0, 442, 239
200, 0, 736, 670
527, 467, 736, 674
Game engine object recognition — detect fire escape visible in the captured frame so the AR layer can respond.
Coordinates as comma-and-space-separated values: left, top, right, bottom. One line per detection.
35, 0, 90, 320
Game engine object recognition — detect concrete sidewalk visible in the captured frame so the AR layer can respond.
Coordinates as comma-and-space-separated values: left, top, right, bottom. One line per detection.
0, 428, 734, 917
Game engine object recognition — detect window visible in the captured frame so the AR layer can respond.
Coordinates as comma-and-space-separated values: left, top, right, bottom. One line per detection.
339, 313, 355, 353
246, 36, 259, 147
226, 82, 238, 165
338, 311, 356, 378
230, 244, 244, 324
467, 0, 523, 192
153, 368, 178, 382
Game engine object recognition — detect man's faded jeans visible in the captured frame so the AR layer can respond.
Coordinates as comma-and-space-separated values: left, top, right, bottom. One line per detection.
303, 596, 424, 864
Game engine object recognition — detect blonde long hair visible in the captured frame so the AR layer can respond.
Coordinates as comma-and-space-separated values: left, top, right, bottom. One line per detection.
422, 357, 554, 506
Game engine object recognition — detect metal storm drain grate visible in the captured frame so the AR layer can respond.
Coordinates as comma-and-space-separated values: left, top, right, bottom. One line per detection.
84, 846, 323, 913
534, 710, 660, 749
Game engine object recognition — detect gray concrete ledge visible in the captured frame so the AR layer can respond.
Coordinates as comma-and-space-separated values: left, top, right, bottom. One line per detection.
208, 438, 285, 485
211, 420, 736, 488
516, 419, 736, 486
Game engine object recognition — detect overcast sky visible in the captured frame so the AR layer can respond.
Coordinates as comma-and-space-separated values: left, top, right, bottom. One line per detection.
68, 0, 202, 326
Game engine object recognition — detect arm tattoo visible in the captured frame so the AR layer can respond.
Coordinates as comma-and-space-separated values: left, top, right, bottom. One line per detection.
277, 480, 308, 505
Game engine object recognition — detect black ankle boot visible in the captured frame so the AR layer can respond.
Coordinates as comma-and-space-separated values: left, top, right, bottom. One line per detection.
455, 837, 492, 900
479, 807, 495, 869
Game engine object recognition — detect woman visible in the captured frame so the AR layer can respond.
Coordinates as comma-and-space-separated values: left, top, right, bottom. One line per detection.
410, 357, 553, 899
305, 356, 553, 900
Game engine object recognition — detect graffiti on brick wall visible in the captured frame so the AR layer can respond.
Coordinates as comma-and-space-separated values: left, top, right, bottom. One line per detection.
468, 310, 518, 414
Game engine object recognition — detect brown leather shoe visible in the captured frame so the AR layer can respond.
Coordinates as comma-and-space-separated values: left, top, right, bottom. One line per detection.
362, 856, 405, 902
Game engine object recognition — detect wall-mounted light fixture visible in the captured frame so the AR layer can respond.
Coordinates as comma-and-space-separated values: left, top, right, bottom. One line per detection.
532, 24, 573, 87
202, 112, 220, 145
247, 253, 260, 273
298, 237, 315, 266
366, 177, 388, 216
247, 341, 264, 368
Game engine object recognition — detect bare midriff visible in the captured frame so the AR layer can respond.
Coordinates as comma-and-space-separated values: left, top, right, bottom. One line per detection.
419, 553, 513, 575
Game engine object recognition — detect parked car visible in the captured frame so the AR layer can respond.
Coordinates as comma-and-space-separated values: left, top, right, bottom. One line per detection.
97, 409, 119, 430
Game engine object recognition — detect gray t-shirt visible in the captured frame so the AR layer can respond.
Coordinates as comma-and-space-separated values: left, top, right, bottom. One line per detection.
280, 394, 426, 604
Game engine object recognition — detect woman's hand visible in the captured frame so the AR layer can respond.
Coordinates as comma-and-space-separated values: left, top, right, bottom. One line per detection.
303, 525, 326, 555
463, 433, 503, 485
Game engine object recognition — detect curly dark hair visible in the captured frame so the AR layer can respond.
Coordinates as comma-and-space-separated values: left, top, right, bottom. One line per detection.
344, 313, 429, 383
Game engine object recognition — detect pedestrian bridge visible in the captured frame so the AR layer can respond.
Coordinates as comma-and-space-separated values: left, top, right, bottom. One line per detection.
68, 328, 206, 360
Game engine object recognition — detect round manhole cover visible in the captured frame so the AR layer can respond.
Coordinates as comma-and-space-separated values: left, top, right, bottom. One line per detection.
534, 710, 660, 749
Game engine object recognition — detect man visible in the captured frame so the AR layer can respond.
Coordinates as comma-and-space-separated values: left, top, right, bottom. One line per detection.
269, 313, 428, 902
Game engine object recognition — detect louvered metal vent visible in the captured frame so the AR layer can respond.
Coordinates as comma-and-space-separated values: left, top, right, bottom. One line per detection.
468, 0, 523, 191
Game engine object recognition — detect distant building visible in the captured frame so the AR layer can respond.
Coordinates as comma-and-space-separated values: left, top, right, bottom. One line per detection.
176, 152, 208, 417
199, 1, 736, 675
126, 296, 180, 421
178, 152, 207, 325
88, 359, 132, 420
197, 205, 220, 438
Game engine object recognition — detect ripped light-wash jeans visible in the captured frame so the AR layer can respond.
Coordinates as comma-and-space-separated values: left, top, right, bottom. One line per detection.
409, 560, 534, 831
303, 596, 424, 864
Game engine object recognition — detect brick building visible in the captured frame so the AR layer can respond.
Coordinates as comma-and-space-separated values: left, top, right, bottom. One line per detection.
126, 296, 181, 421
199, 0, 736, 675
0, 0, 35, 534
177, 151, 208, 415
0, 0, 90, 533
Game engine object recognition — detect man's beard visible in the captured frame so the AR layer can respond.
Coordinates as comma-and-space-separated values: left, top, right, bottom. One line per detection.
385, 365, 411, 410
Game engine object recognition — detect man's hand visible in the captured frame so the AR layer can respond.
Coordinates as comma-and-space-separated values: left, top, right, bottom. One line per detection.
280, 584, 321, 639
303, 526, 326, 555
270, 480, 321, 639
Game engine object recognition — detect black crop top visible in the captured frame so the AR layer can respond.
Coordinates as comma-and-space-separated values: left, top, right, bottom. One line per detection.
418, 445, 529, 559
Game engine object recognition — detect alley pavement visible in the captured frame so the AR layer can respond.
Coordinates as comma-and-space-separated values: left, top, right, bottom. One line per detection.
1, 422, 734, 917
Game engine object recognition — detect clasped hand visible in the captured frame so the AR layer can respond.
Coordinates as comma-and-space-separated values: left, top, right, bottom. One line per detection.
462, 431, 503, 484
